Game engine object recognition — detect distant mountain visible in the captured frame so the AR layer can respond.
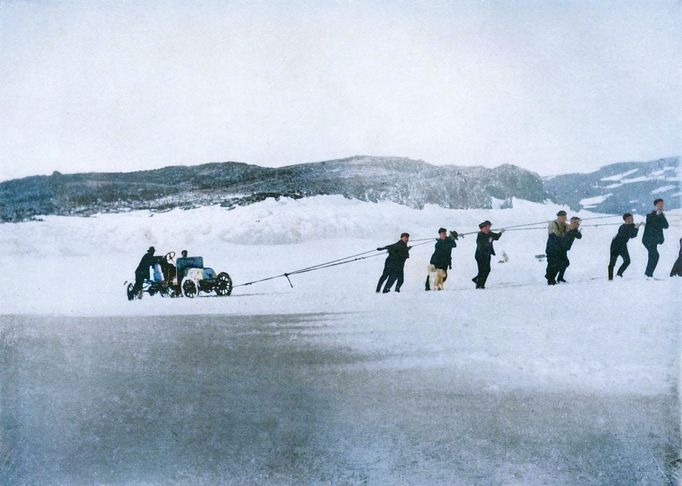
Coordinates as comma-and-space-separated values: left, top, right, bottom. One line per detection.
0, 155, 678, 222
0, 156, 546, 221
544, 157, 680, 214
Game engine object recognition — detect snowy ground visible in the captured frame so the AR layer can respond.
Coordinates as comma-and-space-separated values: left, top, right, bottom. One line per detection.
1, 197, 681, 484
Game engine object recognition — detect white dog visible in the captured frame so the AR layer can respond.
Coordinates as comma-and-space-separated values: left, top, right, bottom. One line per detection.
427, 264, 447, 290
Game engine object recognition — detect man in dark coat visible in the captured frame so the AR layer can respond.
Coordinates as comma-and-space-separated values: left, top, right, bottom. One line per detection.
642, 198, 669, 278
670, 237, 682, 277
556, 216, 582, 283
608, 213, 641, 280
425, 227, 458, 290
545, 210, 568, 285
133, 246, 156, 295
472, 221, 503, 289
376, 233, 411, 293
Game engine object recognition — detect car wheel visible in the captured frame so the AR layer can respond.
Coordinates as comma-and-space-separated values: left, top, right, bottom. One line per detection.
126, 283, 135, 301
215, 272, 233, 296
182, 279, 198, 299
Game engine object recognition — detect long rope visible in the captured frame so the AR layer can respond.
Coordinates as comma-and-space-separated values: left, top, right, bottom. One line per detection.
489, 214, 618, 232
285, 248, 380, 274
233, 239, 437, 288
280, 237, 442, 276
490, 221, 637, 233
287, 252, 385, 275
234, 249, 385, 287
287, 239, 436, 276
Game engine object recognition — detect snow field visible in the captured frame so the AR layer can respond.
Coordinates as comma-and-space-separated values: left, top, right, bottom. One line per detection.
1, 196, 679, 400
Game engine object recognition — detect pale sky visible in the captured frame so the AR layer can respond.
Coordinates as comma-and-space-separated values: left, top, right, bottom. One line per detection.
0, 0, 680, 181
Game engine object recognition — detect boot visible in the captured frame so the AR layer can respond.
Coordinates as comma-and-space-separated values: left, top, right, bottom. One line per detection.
608, 266, 614, 281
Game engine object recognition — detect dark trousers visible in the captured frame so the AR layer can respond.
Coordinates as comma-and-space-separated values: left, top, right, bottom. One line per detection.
132, 269, 148, 294
545, 252, 562, 284
644, 243, 659, 277
425, 266, 448, 290
474, 254, 491, 288
377, 266, 404, 292
608, 248, 630, 278
557, 252, 570, 281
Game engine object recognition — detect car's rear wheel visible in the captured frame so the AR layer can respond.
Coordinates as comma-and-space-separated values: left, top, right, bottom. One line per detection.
126, 283, 135, 301
215, 272, 233, 296
183, 279, 198, 298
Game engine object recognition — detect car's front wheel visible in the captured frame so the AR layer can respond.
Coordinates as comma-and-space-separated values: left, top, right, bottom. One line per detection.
215, 272, 233, 296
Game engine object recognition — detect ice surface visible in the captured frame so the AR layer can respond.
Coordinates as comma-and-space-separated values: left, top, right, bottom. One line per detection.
1, 314, 679, 485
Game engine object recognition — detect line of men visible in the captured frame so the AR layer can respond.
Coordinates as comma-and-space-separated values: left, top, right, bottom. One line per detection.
376, 198, 678, 292
612, 198, 676, 279
545, 198, 673, 284
376, 221, 504, 293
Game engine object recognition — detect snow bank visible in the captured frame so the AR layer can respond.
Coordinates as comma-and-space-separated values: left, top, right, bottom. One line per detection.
0, 196, 579, 256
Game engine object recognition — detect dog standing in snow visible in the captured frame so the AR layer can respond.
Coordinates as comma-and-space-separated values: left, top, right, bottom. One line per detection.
427, 264, 447, 290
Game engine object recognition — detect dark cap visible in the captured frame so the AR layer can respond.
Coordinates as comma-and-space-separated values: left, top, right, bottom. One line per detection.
654, 198, 664, 205
570, 216, 581, 222
400, 232, 410, 238
438, 227, 447, 234
556, 210, 567, 217
478, 220, 492, 229
622, 213, 633, 221
147, 246, 155, 254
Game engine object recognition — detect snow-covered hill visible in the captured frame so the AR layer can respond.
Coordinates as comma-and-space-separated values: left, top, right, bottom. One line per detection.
0, 156, 545, 221
544, 156, 680, 213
